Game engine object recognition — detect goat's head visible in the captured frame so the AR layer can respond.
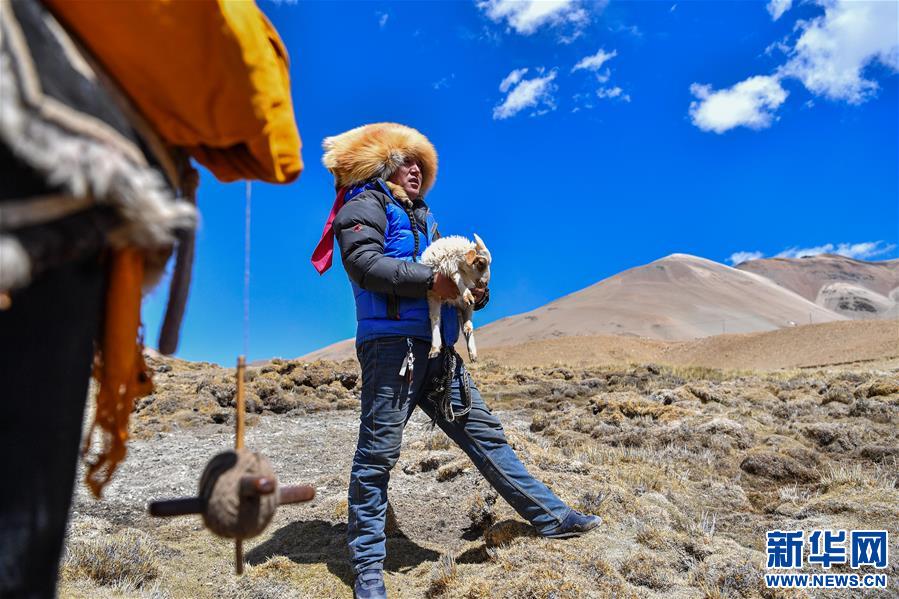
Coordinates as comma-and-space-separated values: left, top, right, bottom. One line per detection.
462, 233, 491, 289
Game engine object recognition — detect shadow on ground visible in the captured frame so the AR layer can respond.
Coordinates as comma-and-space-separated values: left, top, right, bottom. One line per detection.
247, 519, 441, 587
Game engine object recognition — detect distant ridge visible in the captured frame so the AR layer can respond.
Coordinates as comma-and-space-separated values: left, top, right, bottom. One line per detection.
736, 253, 899, 319
302, 253, 855, 361
469, 253, 843, 347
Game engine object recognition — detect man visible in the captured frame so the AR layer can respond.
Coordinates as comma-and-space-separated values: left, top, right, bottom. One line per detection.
316, 123, 601, 599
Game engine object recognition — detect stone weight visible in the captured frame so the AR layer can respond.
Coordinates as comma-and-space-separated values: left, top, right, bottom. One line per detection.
198, 449, 278, 539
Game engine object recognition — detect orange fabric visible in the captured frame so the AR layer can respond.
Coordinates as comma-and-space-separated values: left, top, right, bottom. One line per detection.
44, 0, 302, 183
82, 248, 154, 498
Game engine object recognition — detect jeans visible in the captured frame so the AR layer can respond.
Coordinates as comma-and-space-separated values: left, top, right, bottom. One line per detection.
0, 257, 105, 598
347, 336, 571, 574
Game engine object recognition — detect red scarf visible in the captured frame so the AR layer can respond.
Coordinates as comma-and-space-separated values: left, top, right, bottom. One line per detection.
310, 187, 347, 274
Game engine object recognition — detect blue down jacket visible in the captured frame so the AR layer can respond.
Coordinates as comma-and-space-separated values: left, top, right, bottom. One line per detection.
333, 179, 460, 346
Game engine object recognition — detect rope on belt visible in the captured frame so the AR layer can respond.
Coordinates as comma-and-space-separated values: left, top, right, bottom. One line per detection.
427, 346, 472, 424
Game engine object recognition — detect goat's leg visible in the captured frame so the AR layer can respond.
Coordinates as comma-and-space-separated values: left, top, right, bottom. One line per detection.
428, 294, 443, 358
459, 305, 477, 362
452, 273, 475, 306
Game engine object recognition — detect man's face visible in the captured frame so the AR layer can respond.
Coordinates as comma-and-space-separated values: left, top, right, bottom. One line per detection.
388, 156, 422, 199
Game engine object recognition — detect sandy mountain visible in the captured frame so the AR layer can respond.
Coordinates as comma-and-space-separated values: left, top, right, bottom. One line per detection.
303, 336, 356, 362
471, 254, 843, 347
303, 253, 845, 361
736, 253, 899, 319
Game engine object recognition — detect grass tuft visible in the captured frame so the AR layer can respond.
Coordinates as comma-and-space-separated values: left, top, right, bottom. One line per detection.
426, 554, 458, 597
64, 528, 160, 589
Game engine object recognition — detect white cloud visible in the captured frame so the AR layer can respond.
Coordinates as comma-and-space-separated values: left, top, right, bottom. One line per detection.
764, 37, 791, 57
835, 241, 897, 260
766, 0, 792, 21
477, 0, 592, 36
730, 241, 896, 263
670, 4, 677, 13
775, 243, 837, 259
609, 23, 642, 38
597, 86, 630, 102
432, 74, 455, 91
728, 251, 764, 265
689, 75, 788, 133
493, 69, 558, 120
558, 30, 584, 45
777, 241, 897, 260
499, 68, 529, 93
571, 48, 630, 106
572, 48, 617, 73
779, 0, 899, 104
691, 0, 899, 133
378, 12, 389, 28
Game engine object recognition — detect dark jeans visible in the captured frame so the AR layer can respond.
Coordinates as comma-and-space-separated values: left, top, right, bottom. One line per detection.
347, 336, 571, 574
0, 257, 104, 598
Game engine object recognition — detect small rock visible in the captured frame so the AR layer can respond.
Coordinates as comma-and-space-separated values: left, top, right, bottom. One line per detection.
651, 389, 679, 405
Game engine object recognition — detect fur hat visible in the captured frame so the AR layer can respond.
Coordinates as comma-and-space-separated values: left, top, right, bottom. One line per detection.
321, 123, 438, 194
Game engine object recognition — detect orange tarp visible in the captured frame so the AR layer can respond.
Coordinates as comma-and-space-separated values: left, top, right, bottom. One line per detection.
45, 0, 302, 184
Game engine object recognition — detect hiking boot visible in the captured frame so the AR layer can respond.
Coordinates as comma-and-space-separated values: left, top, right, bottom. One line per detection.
542, 509, 602, 539
354, 569, 387, 599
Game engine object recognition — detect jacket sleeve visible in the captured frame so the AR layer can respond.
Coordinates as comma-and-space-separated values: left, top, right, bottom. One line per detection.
473, 287, 489, 311
333, 190, 433, 297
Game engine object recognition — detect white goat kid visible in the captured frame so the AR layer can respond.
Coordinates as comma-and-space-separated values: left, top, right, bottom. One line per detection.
421, 234, 491, 361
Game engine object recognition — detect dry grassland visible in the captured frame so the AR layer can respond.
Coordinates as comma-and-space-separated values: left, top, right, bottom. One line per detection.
60, 348, 898, 598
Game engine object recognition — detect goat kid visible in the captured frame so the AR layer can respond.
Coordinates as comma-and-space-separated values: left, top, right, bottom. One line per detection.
421, 234, 491, 361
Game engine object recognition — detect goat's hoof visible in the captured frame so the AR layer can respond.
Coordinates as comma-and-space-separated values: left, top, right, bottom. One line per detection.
462, 323, 474, 336
428, 347, 440, 359
469, 353, 478, 362
462, 289, 475, 305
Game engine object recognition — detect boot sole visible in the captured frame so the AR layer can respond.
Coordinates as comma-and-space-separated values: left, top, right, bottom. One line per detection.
542, 518, 602, 539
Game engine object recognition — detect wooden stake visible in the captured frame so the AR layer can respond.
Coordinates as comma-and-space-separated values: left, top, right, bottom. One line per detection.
235, 355, 246, 575
235, 355, 246, 450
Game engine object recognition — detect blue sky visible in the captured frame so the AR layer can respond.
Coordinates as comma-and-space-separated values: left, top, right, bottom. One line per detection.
143, 0, 898, 364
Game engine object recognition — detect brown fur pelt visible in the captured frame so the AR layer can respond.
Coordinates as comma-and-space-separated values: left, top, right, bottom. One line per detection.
321, 122, 438, 194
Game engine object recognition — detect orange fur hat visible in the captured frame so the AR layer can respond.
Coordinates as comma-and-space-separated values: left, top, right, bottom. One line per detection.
321, 123, 438, 193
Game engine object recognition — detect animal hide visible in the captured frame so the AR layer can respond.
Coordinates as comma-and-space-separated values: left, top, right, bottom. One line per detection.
321, 122, 438, 194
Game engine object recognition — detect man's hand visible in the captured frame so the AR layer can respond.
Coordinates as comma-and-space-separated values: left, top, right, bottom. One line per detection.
431, 273, 460, 300
472, 286, 489, 311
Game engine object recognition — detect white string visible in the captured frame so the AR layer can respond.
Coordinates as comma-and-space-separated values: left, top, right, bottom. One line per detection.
243, 181, 252, 358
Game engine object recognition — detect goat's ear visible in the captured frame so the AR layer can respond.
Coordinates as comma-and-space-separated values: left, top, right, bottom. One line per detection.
465, 249, 477, 265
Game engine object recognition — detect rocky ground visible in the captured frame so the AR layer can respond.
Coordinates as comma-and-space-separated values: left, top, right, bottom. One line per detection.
60, 354, 898, 598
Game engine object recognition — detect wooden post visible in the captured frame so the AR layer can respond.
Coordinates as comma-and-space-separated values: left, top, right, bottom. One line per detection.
235, 355, 246, 575
235, 356, 246, 450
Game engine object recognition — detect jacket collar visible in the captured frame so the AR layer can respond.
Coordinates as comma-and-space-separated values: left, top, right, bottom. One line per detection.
345, 178, 425, 210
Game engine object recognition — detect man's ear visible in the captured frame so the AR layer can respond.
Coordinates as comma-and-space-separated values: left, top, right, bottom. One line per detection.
465, 249, 477, 265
